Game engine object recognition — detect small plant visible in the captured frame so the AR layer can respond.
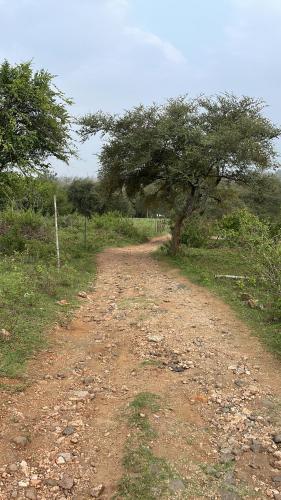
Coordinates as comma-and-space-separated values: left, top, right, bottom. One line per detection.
253, 236, 281, 319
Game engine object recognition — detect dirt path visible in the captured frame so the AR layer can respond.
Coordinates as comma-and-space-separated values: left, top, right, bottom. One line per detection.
0, 238, 281, 499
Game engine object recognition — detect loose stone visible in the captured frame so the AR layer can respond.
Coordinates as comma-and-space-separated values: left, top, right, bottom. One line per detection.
58, 474, 74, 490
90, 484, 105, 497
25, 487, 37, 500
12, 436, 29, 447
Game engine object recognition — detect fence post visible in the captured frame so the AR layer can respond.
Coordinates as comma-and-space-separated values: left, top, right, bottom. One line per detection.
54, 195, 60, 271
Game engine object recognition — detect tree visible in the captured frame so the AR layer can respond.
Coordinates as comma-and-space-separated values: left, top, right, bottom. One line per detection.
0, 60, 76, 175
239, 173, 281, 221
79, 94, 280, 254
68, 178, 101, 245
0, 172, 72, 214
68, 178, 102, 217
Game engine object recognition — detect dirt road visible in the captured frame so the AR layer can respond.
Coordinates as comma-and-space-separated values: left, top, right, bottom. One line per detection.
0, 238, 281, 499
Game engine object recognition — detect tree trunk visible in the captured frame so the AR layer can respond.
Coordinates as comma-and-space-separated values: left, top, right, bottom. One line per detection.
170, 186, 199, 255
170, 215, 185, 255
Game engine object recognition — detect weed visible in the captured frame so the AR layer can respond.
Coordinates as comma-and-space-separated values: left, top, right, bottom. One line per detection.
200, 461, 234, 478
0, 382, 27, 393
129, 392, 161, 412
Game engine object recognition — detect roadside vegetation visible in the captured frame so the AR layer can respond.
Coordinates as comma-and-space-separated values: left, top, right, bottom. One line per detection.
0, 209, 157, 378
157, 204, 281, 357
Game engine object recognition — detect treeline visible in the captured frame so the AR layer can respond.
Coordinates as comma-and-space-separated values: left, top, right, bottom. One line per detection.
0, 173, 165, 218
1, 171, 280, 224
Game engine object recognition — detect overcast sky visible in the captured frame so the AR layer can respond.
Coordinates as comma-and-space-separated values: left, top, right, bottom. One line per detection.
0, 0, 280, 177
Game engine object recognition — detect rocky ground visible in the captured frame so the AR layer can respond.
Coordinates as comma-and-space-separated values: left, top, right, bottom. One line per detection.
0, 238, 281, 499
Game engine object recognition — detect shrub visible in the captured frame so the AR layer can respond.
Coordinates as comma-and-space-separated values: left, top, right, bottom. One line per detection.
220, 209, 281, 318
180, 216, 213, 248
219, 208, 269, 247
253, 236, 281, 318
0, 210, 52, 256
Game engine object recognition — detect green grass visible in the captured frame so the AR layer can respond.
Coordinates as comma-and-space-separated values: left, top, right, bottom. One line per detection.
181, 461, 258, 498
117, 392, 184, 499
118, 444, 179, 499
156, 246, 281, 357
128, 392, 161, 437
132, 218, 169, 238
0, 213, 156, 379
0, 250, 94, 377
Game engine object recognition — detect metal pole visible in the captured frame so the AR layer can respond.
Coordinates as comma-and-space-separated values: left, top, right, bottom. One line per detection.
54, 195, 60, 270
84, 216, 87, 247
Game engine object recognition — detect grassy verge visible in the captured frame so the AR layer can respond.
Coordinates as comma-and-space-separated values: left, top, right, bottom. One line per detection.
0, 213, 155, 378
155, 246, 281, 357
117, 392, 185, 499
132, 218, 169, 237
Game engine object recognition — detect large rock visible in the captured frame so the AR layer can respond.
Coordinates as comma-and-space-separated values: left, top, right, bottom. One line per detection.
169, 479, 185, 493
70, 390, 89, 401
62, 426, 75, 436
59, 474, 74, 490
12, 436, 29, 447
148, 335, 163, 343
25, 488, 37, 500
273, 434, 281, 444
0, 328, 11, 340
272, 475, 281, 483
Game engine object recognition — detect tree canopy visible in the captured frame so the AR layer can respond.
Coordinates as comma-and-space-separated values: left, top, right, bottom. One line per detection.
68, 178, 102, 218
0, 60, 76, 175
79, 94, 280, 253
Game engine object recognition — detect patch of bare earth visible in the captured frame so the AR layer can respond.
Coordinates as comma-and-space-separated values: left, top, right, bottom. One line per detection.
0, 238, 281, 499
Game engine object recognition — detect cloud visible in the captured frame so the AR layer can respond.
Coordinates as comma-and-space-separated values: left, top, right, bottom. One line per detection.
125, 27, 186, 64
0, 0, 189, 175
3, 0, 280, 176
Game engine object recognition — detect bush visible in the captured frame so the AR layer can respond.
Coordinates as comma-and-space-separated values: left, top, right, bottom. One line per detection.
180, 216, 213, 248
253, 236, 281, 318
219, 209, 281, 318
0, 210, 52, 256
219, 208, 269, 247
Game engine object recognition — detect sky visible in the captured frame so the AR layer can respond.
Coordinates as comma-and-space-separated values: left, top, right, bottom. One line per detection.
0, 0, 280, 177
